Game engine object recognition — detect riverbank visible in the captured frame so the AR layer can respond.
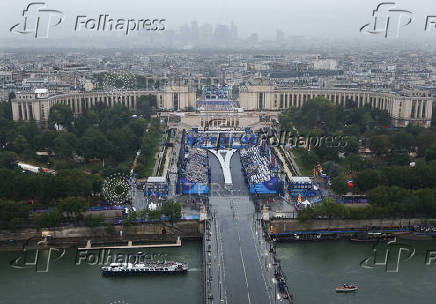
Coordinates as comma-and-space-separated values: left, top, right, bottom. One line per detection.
0, 220, 204, 251
268, 218, 436, 241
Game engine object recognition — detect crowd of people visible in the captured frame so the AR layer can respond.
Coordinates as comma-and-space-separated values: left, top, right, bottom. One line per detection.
412, 224, 436, 233
181, 147, 209, 184
240, 146, 272, 184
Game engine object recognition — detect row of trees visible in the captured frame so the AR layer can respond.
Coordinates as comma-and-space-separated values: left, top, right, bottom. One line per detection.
1, 196, 90, 230
0, 164, 102, 204
0, 103, 147, 168
134, 117, 161, 178
279, 97, 390, 134
280, 97, 436, 200
354, 161, 436, 193
123, 200, 182, 225
0, 94, 167, 230
298, 187, 436, 221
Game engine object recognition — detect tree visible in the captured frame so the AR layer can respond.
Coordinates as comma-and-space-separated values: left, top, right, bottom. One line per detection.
162, 200, 182, 222
10, 135, 29, 153
35, 130, 58, 152
148, 209, 162, 220
322, 161, 340, 179
33, 210, 63, 228
425, 145, 436, 162
331, 175, 348, 195
354, 169, 382, 192
48, 104, 73, 130
369, 135, 391, 156
128, 118, 147, 137
391, 130, 414, 151
137, 95, 157, 119
0, 200, 30, 221
389, 152, 409, 166
0, 152, 18, 169
343, 153, 363, 174
78, 129, 113, 162
57, 196, 88, 218
53, 132, 77, 158
343, 136, 359, 154
416, 129, 436, 156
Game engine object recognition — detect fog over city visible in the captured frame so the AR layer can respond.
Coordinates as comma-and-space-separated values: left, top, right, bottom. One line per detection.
2, 0, 436, 49
2, 1, 436, 304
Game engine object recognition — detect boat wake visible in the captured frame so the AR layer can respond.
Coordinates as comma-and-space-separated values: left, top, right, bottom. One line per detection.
188, 268, 202, 272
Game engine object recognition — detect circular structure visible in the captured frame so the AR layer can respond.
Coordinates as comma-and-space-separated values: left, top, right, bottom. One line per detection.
102, 172, 130, 205
102, 71, 136, 93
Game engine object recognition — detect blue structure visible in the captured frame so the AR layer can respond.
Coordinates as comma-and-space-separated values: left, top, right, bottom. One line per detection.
289, 177, 322, 198
186, 128, 257, 150
248, 177, 280, 195
180, 179, 210, 195
144, 178, 168, 197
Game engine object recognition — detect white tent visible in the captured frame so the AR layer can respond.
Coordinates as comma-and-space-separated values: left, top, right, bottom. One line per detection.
148, 203, 158, 211
301, 200, 311, 208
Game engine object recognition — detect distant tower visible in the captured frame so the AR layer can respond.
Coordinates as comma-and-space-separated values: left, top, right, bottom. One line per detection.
230, 22, 238, 40
276, 29, 285, 42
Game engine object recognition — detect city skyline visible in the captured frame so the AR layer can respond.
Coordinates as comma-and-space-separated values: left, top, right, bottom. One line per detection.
2, 0, 436, 48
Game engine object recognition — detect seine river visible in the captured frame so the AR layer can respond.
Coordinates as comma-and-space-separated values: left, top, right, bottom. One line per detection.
2, 239, 436, 303
277, 239, 436, 304
0, 241, 203, 304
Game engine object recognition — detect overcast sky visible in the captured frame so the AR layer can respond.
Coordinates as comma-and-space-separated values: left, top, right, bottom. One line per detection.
1, 0, 436, 43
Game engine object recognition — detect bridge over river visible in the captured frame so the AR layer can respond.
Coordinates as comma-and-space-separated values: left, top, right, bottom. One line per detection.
204, 152, 292, 304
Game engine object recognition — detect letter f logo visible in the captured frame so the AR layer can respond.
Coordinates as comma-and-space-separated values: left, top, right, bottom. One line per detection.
360, 2, 414, 38
10, 2, 64, 38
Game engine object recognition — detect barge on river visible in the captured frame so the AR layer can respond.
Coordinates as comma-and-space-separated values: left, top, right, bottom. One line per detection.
102, 262, 188, 276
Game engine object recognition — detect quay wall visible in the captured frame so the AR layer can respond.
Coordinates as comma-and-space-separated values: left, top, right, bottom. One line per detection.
0, 220, 203, 250
269, 218, 436, 234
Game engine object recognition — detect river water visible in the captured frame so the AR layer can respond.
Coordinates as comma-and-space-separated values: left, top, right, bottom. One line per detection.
0, 241, 203, 304
2, 208, 436, 304
277, 239, 436, 304
2, 237, 436, 303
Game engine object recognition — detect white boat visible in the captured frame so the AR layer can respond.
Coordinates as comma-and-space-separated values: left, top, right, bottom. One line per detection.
102, 262, 188, 276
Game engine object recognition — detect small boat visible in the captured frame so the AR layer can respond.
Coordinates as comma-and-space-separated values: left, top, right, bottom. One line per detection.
336, 284, 358, 292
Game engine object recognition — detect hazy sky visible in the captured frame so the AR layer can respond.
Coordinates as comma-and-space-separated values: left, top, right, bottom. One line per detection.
1, 0, 436, 42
